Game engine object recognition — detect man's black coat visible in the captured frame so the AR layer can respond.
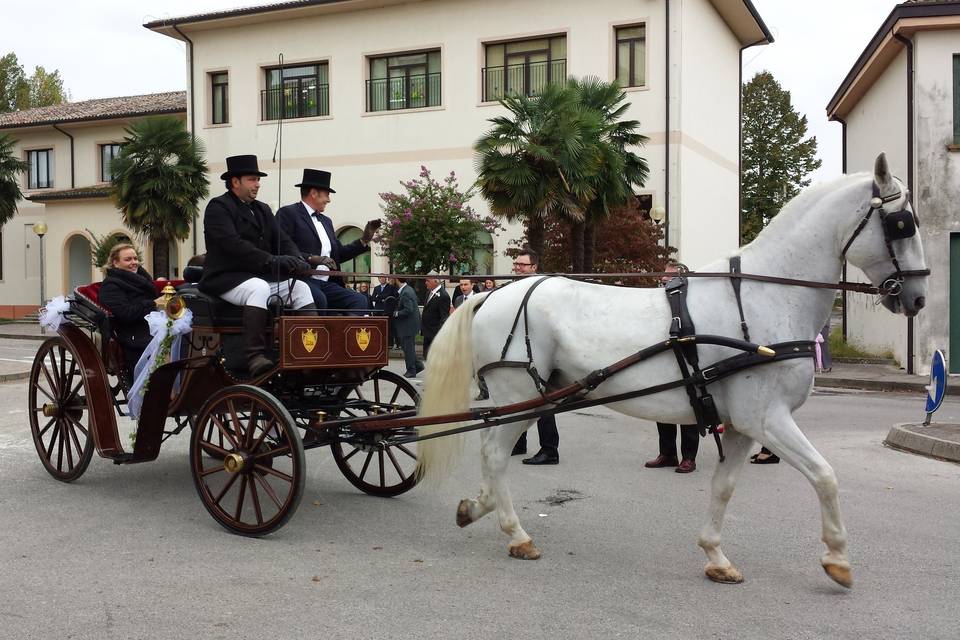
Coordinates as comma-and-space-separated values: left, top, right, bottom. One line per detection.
200, 191, 301, 296
275, 201, 367, 266
421, 287, 451, 340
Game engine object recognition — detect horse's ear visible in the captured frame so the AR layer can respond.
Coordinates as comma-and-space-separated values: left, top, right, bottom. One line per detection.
874, 152, 892, 187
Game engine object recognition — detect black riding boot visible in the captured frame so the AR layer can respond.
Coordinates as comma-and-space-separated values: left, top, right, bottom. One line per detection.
243, 306, 274, 376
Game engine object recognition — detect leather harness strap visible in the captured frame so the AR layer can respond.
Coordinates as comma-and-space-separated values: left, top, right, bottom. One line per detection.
664, 276, 721, 430
729, 256, 750, 342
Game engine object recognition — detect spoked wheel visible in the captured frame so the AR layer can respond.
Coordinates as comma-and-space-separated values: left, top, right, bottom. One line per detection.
190, 385, 305, 536
28, 337, 95, 482
330, 370, 420, 497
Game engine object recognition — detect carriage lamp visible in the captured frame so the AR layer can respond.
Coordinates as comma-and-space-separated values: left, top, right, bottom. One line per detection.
649, 206, 666, 225
32, 222, 48, 334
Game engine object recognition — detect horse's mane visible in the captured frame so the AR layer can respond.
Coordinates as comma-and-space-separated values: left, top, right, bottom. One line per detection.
742, 172, 870, 250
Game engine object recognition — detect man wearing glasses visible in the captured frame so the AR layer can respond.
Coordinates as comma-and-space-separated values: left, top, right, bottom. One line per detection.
510, 249, 560, 465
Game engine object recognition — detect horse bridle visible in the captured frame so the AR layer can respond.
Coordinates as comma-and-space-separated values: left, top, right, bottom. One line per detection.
840, 183, 930, 298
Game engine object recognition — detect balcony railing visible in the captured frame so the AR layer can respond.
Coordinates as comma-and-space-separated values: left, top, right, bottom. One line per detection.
366, 72, 441, 112
482, 59, 566, 102
261, 85, 329, 121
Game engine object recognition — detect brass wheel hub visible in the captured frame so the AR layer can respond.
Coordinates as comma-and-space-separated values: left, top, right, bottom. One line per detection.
224, 453, 246, 474
42, 403, 59, 418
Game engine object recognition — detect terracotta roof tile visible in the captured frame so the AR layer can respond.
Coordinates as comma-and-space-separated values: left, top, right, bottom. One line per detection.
0, 91, 186, 130
25, 186, 112, 202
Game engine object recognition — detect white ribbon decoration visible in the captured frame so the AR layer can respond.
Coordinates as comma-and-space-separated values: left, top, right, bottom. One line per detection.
39, 296, 70, 331
127, 308, 193, 420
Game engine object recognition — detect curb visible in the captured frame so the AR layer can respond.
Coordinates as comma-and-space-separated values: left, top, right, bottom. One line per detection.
814, 376, 930, 393
0, 333, 46, 341
0, 371, 30, 384
884, 422, 960, 464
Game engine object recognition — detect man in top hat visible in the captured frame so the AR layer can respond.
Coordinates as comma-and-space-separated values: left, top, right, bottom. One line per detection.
200, 154, 317, 376
276, 169, 379, 313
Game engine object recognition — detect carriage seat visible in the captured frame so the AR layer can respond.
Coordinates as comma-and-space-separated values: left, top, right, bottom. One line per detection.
182, 290, 245, 328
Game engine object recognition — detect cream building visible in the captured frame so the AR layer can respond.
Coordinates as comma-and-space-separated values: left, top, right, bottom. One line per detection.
145, 0, 771, 277
0, 92, 186, 318
827, 0, 960, 375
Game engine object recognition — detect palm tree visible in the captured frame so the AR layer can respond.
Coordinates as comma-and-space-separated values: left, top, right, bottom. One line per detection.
473, 82, 599, 260
474, 78, 649, 272
571, 77, 650, 272
0, 133, 28, 226
109, 117, 209, 277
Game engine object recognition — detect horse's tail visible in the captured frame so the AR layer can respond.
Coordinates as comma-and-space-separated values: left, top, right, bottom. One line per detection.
414, 293, 487, 486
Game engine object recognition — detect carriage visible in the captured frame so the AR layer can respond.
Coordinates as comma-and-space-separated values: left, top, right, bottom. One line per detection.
27, 266, 422, 536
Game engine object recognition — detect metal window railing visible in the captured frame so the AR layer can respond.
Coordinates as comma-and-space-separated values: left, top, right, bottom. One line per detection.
261, 85, 330, 121
482, 58, 566, 102
366, 72, 441, 112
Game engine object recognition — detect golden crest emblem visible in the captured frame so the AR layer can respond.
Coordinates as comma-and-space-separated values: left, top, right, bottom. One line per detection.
356, 327, 371, 352
301, 328, 318, 353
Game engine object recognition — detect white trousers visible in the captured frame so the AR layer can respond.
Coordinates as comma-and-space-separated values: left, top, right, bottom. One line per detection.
220, 277, 314, 310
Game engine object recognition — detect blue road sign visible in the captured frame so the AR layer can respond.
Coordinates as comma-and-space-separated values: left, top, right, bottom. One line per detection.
925, 349, 947, 415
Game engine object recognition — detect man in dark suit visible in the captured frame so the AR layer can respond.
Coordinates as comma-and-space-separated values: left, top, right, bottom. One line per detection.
275, 169, 378, 313
200, 154, 315, 376
510, 249, 560, 465
371, 276, 400, 349
421, 272, 450, 361
392, 277, 424, 378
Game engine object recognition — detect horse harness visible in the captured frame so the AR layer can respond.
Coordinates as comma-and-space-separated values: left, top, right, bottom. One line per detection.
473, 274, 817, 461
840, 184, 930, 299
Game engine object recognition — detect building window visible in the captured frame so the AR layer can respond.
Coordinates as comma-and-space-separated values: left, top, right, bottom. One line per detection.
100, 143, 122, 182
954, 54, 960, 145
366, 50, 441, 112
211, 71, 229, 124
262, 63, 329, 121
336, 226, 370, 287
482, 35, 566, 102
615, 25, 646, 88
26, 149, 53, 189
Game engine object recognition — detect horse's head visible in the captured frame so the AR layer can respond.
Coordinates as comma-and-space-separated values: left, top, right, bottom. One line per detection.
841, 153, 929, 317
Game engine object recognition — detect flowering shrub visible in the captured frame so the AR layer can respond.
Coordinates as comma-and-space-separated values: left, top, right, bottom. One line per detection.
375, 166, 503, 273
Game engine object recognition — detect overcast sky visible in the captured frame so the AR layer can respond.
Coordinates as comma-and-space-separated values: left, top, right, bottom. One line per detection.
5, 0, 902, 183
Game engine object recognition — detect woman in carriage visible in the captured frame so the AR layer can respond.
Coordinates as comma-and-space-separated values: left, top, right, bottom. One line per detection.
97, 243, 165, 382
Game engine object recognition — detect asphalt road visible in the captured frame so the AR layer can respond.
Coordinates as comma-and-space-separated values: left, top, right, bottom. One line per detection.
0, 378, 957, 640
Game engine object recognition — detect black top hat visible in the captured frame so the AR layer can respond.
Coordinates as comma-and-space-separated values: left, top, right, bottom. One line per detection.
295, 168, 336, 193
220, 155, 268, 180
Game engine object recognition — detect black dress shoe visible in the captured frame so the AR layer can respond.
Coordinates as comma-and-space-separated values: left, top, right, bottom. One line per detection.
522, 450, 559, 465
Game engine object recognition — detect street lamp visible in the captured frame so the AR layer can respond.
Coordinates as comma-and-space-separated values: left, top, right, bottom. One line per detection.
32, 222, 47, 334
649, 206, 666, 225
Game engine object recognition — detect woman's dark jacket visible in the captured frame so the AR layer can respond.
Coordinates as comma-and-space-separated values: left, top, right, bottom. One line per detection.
99, 267, 157, 351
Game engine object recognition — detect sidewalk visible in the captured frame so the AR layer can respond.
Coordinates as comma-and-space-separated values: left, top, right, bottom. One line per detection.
3, 322, 957, 463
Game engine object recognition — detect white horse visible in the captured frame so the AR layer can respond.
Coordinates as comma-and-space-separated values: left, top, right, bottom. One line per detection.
415, 153, 927, 588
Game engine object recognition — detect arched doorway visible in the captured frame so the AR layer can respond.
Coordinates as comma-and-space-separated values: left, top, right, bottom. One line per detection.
336, 226, 370, 287
66, 234, 93, 292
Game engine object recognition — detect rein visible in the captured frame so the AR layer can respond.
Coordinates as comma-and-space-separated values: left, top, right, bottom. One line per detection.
306, 268, 896, 296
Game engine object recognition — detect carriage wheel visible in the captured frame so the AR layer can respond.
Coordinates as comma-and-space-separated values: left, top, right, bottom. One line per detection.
330, 370, 420, 497
28, 337, 95, 482
190, 385, 305, 536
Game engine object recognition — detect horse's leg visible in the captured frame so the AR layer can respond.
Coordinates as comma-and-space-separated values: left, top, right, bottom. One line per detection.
461, 418, 540, 559
456, 419, 534, 554
762, 412, 852, 588
698, 424, 755, 584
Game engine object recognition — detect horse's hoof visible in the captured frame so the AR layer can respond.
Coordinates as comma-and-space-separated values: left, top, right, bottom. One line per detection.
705, 564, 744, 584
822, 562, 853, 588
456, 500, 473, 528
508, 540, 541, 560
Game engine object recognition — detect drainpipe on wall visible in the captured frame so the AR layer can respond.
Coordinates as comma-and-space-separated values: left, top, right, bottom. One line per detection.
173, 23, 198, 257
738, 37, 770, 248
51, 123, 74, 189
894, 32, 915, 374
836, 115, 848, 341
663, 0, 670, 248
